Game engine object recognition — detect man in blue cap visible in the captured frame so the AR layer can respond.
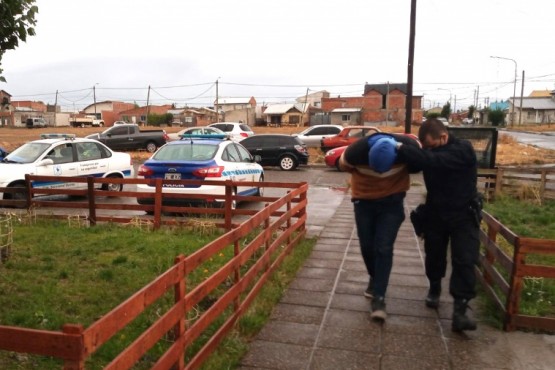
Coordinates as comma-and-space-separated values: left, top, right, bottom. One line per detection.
339, 132, 420, 321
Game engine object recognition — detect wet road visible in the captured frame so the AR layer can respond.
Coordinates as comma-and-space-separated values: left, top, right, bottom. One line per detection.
500, 129, 555, 150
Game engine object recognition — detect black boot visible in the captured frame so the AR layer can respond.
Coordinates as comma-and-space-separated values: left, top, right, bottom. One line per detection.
452, 299, 477, 332
425, 280, 441, 309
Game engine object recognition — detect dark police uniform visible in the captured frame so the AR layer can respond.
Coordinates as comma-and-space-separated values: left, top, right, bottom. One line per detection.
397, 134, 480, 301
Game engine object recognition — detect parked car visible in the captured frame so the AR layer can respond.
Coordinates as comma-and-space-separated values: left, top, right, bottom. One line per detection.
462, 118, 474, 125
113, 120, 128, 125
0, 134, 133, 202
208, 122, 254, 141
320, 125, 380, 152
240, 134, 309, 171
438, 117, 449, 126
25, 117, 47, 128
292, 124, 343, 148
86, 124, 169, 153
168, 126, 226, 141
324, 146, 347, 171
136, 138, 264, 209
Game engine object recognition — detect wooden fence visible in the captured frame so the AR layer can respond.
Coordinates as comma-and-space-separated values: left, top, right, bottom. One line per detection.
478, 166, 555, 202
0, 176, 308, 369
477, 210, 555, 332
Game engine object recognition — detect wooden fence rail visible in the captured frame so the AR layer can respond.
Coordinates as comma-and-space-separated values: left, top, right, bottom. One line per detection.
476, 210, 555, 332
478, 166, 555, 202
0, 177, 308, 369
0, 175, 304, 231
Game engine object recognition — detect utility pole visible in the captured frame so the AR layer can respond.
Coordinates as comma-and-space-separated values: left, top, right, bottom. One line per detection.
93, 85, 97, 118
215, 78, 220, 123
145, 85, 151, 126
519, 70, 525, 125
54, 90, 58, 126
404, 0, 417, 133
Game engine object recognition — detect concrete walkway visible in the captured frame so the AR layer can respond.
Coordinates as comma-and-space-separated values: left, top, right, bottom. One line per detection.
239, 183, 555, 370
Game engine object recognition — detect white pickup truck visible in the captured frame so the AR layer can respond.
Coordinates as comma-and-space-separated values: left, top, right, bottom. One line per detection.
69, 115, 105, 128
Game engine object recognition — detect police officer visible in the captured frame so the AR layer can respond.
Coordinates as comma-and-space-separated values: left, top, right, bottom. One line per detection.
396, 118, 480, 332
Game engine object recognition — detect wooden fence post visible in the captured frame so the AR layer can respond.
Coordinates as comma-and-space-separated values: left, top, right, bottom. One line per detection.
154, 179, 163, 230
504, 236, 523, 331
62, 324, 85, 370
224, 180, 233, 231
494, 168, 503, 197
173, 255, 186, 370
87, 177, 96, 226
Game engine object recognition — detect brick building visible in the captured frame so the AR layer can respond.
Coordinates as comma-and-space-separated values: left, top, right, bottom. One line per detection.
321, 83, 423, 126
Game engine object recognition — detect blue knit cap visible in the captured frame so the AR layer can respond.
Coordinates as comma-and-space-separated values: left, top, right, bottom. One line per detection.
368, 137, 397, 173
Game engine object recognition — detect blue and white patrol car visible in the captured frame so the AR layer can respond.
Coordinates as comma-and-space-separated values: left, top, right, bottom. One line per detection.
0, 134, 133, 201
136, 137, 264, 208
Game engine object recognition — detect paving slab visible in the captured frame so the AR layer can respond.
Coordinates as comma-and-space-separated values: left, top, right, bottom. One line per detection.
240, 189, 555, 370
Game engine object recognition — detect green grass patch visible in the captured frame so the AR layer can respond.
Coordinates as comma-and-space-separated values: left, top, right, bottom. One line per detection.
0, 218, 316, 369
483, 196, 555, 319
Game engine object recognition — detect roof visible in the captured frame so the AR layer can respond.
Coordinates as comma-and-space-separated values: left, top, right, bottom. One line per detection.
529, 90, 552, 97
263, 103, 304, 115
331, 108, 362, 113
364, 83, 407, 95
490, 101, 509, 111
509, 97, 555, 110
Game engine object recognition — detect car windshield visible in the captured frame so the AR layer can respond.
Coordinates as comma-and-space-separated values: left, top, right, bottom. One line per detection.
4, 142, 51, 163
153, 143, 218, 161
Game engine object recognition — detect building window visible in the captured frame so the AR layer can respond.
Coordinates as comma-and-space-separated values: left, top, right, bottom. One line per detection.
140, 115, 146, 121
342, 114, 351, 122
290, 115, 300, 124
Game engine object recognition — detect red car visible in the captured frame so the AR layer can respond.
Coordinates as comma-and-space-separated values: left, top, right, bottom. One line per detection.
320, 125, 380, 152
324, 146, 347, 171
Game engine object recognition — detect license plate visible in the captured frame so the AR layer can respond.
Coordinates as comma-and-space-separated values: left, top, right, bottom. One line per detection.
164, 173, 181, 180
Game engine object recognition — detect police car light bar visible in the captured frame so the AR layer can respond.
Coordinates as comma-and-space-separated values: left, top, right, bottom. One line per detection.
40, 133, 77, 139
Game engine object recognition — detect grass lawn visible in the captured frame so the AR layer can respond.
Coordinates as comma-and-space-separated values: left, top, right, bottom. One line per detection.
0, 218, 315, 369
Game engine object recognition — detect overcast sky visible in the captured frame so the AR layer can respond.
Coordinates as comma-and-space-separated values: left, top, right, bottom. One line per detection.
1, 0, 554, 112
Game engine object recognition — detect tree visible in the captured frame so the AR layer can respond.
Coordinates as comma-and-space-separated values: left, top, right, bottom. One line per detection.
440, 101, 451, 119
488, 108, 505, 126
0, 0, 38, 82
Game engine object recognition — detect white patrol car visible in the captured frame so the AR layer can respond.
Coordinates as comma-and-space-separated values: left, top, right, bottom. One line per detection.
136, 137, 263, 209
0, 134, 133, 201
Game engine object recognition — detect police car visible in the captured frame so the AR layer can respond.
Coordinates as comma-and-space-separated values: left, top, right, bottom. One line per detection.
0, 134, 133, 201
136, 137, 264, 208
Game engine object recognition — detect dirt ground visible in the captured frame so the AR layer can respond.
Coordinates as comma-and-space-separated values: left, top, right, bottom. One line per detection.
1, 124, 554, 166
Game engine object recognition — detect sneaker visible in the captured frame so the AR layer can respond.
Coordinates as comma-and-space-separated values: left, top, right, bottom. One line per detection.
364, 278, 374, 299
425, 280, 441, 309
370, 296, 387, 321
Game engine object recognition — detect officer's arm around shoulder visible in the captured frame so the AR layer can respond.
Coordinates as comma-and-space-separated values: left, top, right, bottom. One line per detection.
338, 152, 354, 172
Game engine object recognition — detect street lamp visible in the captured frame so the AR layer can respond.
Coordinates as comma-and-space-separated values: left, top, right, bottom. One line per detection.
490, 56, 517, 126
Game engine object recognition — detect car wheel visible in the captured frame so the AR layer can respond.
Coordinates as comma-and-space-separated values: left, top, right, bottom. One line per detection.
146, 142, 157, 153
279, 155, 297, 171
6, 183, 28, 208
255, 174, 264, 196
101, 175, 123, 192
335, 158, 342, 172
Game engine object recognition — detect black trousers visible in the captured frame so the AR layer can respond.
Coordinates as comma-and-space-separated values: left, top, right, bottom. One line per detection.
423, 205, 480, 301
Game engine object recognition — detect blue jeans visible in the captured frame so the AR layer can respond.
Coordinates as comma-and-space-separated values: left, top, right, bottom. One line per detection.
353, 194, 406, 298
